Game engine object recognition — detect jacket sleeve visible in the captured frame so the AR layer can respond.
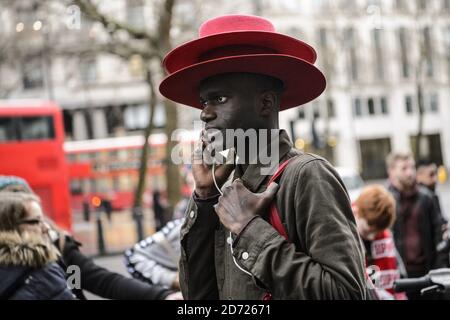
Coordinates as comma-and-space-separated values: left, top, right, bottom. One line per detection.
62, 236, 172, 300
179, 194, 220, 299
428, 195, 448, 268
232, 159, 368, 299
124, 219, 182, 288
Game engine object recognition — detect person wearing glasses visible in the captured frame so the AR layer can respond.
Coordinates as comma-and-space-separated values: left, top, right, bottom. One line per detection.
0, 192, 76, 299
0, 175, 181, 300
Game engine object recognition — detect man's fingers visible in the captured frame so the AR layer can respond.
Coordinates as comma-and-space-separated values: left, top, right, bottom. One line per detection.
261, 182, 279, 201
256, 182, 279, 210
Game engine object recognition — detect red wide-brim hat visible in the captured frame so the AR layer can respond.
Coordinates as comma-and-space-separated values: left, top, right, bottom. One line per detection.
159, 15, 326, 111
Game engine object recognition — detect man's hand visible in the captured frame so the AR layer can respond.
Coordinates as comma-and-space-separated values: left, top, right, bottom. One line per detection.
214, 179, 279, 234
192, 130, 234, 198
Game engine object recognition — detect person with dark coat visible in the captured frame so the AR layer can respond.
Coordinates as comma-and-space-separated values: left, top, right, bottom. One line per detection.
153, 191, 166, 232
0, 192, 76, 300
51, 229, 178, 300
416, 159, 448, 232
386, 153, 447, 299
0, 175, 182, 300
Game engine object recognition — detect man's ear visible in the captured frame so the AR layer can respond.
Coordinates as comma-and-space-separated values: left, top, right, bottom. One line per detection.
259, 91, 278, 117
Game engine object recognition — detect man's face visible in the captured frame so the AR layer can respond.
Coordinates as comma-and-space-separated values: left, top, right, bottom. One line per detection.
199, 73, 261, 132
417, 164, 438, 190
390, 158, 416, 190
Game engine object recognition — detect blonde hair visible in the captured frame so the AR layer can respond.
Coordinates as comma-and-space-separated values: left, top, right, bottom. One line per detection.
0, 192, 41, 232
355, 185, 396, 232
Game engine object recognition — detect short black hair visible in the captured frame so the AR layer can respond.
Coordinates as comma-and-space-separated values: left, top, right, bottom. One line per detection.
416, 158, 436, 169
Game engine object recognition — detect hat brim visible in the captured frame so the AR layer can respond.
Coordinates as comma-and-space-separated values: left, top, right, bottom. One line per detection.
159, 54, 326, 111
164, 31, 317, 73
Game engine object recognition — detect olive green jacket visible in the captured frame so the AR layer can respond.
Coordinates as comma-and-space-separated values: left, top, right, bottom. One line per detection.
179, 130, 370, 299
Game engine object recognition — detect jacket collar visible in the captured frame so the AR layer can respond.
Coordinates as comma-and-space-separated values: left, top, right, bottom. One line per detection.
0, 231, 59, 268
233, 129, 294, 193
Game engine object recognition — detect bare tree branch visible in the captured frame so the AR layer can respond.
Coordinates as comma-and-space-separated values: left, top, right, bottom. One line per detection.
72, 0, 159, 47
157, 0, 175, 55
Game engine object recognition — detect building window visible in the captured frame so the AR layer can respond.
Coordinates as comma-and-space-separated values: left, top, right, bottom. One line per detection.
22, 58, 44, 89
313, 102, 321, 119
429, 93, 439, 113
405, 95, 414, 114
353, 98, 362, 117
380, 97, 388, 114
344, 28, 359, 81
340, 0, 355, 10
327, 99, 335, 118
367, 98, 376, 115
398, 28, 410, 78
372, 29, 384, 80
446, 27, 450, 81
80, 58, 97, 84
422, 27, 434, 77
126, 0, 145, 29
444, 0, 450, 10
124, 104, 149, 130
318, 28, 328, 49
395, 0, 406, 10
298, 108, 305, 119
417, 0, 427, 11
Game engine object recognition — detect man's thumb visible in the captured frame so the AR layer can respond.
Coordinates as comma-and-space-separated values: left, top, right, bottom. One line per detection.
262, 182, 279, 200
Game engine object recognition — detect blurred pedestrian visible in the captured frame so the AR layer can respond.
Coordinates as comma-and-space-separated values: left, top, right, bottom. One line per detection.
386, 152, 447, 299
172, 184, 192, 220
0, 175, 32, 193
152, 190, 166, 231
352, 185, 406, 300
124, 218, 182, 290
417, 159, 448, 227
0, 175, 182, 300
0, 192, 76, 300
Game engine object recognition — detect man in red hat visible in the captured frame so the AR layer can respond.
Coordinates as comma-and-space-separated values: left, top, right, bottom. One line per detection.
160, 15, 370, 299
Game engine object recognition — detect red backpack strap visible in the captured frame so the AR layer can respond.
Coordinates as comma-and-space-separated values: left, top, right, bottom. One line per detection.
266, 158, 292, 242
261, 159, 293, 301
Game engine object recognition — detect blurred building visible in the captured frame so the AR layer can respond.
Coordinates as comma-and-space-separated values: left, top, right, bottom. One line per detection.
270, 0, 450, 180
1, 0, 450, 180
0, 0, 200, 142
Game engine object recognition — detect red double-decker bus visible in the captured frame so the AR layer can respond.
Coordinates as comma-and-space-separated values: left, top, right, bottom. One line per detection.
64, 132, 196, 213
64, 134, 167, 212
0, 100, 71, 230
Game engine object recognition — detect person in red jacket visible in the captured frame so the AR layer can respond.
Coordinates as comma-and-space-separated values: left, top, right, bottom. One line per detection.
352, 185, 407, 300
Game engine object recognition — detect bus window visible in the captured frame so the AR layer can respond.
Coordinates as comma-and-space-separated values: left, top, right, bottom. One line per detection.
70, 179, 83, 195
0, 117, 18, 141
0, 116, 55, 141
20, 116, 55, 140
